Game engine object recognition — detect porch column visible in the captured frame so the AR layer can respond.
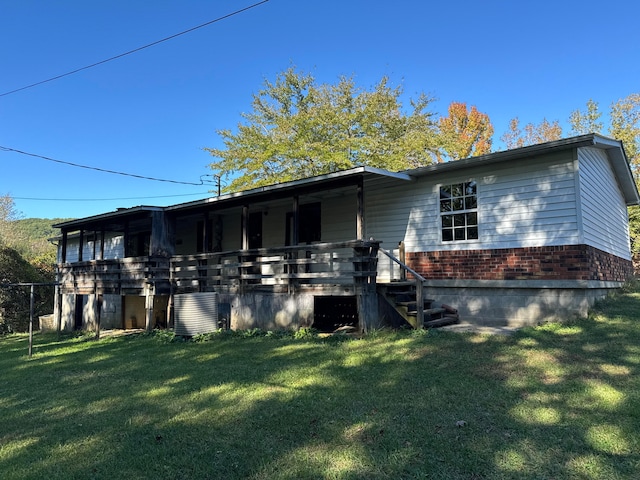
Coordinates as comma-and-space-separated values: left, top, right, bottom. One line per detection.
241, 205, 249, 250
202, 211, 210, 253
145, 283, 155, 332
78, 229, 84, 262
292, 196, 299, 246
99, 230, 105, 261
356, 177, 365, 240
61, 230, 68, 263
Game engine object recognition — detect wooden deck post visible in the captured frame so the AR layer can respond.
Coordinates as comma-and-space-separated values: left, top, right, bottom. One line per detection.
145, 283, 155, 332
356, 178, 364, 240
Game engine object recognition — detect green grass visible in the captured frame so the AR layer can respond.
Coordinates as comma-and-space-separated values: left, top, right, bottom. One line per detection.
2, 289, 640, 479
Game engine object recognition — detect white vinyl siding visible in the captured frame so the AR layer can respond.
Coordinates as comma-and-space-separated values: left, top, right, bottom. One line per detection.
365, 176, 438, 250
578, 147, 631, 259
365, 152, 581, 254
478, 159, 579, 249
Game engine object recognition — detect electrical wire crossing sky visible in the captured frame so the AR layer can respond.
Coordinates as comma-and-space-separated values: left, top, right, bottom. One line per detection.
1, 0, 639, 219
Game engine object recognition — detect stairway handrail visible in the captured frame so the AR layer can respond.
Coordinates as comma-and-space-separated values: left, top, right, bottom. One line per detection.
378, 247, 427, 283
378, 247, 426, 328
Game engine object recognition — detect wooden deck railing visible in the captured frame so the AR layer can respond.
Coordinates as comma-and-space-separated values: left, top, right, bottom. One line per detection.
171, 240, 380, 293
57, 256, 170, 294
57, 240, 381, 295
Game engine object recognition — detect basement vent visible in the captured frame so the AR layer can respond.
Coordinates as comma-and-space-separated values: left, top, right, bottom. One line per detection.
173, 292, 218, 336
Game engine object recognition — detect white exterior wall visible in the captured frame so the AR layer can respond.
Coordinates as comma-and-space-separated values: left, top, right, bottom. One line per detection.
578, 147, 631, 260
365, 152, 581, 254
477, 158, 579, 249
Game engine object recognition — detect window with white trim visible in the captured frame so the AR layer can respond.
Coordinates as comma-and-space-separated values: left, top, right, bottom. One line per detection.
439, 181, 478, 242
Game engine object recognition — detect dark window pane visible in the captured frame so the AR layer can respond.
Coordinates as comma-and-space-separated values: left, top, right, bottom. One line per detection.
440, 200, 452, 212
451, 184, 463, 197
468, 226, 478, 239
465, 197, 477, 209
442, 215, 453, 227
454, 228, 466, 241
442, 229, 453, 242
440, 185, 451, 199
467, 212, 477, 225
454, 214, 465, 226
453, 198, 464, 211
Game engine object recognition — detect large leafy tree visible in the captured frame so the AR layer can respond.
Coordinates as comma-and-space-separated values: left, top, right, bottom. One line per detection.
436, 102, 493, 161
206, 68, 440, 192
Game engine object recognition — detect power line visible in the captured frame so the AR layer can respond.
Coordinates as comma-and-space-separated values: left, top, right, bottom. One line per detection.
12, 192, 213, 202
0, 0, 270, 97
0, 145, 213, 185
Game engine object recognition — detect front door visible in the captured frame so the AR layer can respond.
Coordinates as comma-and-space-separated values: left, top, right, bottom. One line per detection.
248, 212, 262, 249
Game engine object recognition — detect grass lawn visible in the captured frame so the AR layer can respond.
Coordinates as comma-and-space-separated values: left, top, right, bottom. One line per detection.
1, 289, 640, 479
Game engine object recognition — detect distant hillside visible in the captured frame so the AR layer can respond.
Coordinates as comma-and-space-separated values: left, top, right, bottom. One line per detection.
8, 217, 74, 262
13, 217, 73, 241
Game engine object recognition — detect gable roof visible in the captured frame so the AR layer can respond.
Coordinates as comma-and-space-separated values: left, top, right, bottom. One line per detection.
404, 133, 639, 206
54, 133, 639, 230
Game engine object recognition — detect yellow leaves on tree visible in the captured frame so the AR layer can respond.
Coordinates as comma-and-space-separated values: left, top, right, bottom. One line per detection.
500, 117, 563, 149
437, 102, 493, 161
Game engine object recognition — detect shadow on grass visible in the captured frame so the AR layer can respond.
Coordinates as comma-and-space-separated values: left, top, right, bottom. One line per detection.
1, 290, 639, 479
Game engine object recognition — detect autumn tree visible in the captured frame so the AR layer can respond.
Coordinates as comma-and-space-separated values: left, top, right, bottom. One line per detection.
436, 102, 493, 161
206, 67, 440, 192
501, 117, 563, 149
569, 99, 603, 135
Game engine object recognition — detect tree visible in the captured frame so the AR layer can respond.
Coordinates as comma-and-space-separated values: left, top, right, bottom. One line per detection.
569, 99, 603, 135
0, 194, 21, 247
206, 67, 440, 192
0, 247, 52, 333
436, 102, 493, 161
609, 93, 640, 170
500, 117, 563, 149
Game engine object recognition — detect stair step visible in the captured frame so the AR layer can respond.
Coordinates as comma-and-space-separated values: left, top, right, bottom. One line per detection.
424, 315, 459, 329
407, 307, 446, 317
396, 299, 435, 306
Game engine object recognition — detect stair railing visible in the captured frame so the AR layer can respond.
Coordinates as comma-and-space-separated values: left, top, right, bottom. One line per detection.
378, 247, 427, 329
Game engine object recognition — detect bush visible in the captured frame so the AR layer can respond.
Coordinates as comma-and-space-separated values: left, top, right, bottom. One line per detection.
0, 247, 52, 332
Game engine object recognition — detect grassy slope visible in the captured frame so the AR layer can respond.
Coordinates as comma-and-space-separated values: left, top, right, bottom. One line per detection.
1, 290, 639, 479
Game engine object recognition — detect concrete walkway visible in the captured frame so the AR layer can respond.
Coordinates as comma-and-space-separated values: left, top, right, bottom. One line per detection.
438, 323, 520, 335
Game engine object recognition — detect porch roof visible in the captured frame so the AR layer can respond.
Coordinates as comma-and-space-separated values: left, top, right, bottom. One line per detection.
53, 167, 412, 230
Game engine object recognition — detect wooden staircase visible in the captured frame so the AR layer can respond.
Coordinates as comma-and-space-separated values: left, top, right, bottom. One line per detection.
378, 282, 460, 329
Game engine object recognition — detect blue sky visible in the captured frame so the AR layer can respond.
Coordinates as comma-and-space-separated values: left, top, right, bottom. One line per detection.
1, 0, 639, 220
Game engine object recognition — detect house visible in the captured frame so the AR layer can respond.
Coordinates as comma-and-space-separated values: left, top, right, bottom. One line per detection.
52, 134, 639, 334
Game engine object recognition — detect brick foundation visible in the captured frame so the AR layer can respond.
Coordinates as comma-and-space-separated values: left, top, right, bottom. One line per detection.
406, 245, 633, 282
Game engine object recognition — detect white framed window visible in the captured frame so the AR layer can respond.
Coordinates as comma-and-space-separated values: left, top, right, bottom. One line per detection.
439, 181, 478, 242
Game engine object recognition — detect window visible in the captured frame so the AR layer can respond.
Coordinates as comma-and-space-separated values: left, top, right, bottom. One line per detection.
440, 181, 478, 242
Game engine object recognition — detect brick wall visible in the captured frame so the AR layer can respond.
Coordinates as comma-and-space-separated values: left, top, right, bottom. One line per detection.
406, 245, 634, 282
